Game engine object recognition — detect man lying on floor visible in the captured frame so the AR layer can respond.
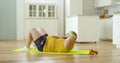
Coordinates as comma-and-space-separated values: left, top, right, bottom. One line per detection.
19, 28, 98, 55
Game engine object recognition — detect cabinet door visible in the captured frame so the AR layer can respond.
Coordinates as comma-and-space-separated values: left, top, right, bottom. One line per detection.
25, 19, 58, 37
100, 19, 113, 40
47, 5, 56, 18
26, 3, 56, 18
28, 4, 37, 17
66, 16, 100, 42
38, 5, 46, 17
78, 16, 100, 42
94, 0, 111, 7
113, 15, 120, 44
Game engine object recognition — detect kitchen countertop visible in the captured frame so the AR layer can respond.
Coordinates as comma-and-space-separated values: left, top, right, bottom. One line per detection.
114, 12, 120, 15
67, 15, 99, 17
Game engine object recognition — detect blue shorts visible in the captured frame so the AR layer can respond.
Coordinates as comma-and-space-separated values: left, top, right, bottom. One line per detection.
34, 34, 48, 51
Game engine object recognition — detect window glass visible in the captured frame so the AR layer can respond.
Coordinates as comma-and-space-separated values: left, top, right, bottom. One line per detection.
28, 4, 56, 18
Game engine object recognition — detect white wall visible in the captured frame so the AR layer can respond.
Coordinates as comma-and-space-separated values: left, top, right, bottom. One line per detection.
17, 0, 25, 40
0, 0, 16, 40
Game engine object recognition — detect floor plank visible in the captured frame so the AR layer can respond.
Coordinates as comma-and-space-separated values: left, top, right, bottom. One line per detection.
0, 40, 120, 63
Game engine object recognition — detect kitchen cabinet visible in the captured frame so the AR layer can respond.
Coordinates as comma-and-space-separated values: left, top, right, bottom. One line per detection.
94, 0, 111, 7
113, 14, 120, 48
26, 3, 56, 18
100, 19, 113, 40
66, 16, 100, 42
94, 0, 120, 7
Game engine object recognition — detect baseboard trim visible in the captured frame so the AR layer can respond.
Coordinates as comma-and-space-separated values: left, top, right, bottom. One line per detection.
100, 38, 112, 41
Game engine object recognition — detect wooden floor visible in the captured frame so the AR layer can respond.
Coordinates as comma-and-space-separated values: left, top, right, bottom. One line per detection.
0, 40, 120, 63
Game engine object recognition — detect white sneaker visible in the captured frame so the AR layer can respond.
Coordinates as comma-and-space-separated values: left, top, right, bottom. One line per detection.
20, 47, 29, 51
30, 44, 34, 48
30, 43, 36, 48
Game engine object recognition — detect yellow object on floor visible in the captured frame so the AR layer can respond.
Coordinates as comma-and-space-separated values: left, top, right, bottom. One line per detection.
12, 48, 91, 55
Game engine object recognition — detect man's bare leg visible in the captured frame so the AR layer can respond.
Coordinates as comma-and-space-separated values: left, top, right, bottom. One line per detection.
26, 32, 33, 48
25, 28, 42, 49
37, 28, 47, 35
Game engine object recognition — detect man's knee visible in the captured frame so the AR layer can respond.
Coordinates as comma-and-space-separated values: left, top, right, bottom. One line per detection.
29, 28, 37, 33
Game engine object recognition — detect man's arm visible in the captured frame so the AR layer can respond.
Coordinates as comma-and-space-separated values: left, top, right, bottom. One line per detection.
64, 37, 75, 48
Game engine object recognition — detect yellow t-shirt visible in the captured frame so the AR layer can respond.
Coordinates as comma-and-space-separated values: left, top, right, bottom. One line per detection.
43, 36, 74, 52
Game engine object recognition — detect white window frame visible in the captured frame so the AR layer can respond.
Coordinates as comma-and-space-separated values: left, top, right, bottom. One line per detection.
26, 3, 56, 18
